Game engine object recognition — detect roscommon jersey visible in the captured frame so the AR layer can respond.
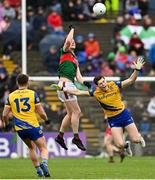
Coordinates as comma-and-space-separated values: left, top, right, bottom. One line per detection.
5, 89, 40, 131
90, 81, 125, 117
58, 48, 79, 82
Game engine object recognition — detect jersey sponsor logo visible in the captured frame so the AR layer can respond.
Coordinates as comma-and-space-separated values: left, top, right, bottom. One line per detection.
39, 130, 43, 134
98, 92, 117, 100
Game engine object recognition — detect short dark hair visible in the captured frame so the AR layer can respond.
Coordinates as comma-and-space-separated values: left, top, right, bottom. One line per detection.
16, 74, 29, 86
93, 75, 105, 85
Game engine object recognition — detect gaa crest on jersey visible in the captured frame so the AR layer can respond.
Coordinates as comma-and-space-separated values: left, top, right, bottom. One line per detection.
39, 129, 43, 134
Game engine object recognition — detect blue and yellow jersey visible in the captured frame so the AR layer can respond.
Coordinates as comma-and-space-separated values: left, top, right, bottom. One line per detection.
90, 81, 125, 118
5, 89, 40, 131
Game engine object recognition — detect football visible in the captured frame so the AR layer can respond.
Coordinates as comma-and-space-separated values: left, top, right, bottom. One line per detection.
93, 3, 106, 16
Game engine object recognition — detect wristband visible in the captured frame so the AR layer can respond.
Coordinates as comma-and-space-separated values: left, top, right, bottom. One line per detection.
83, 81, 91, 89
135, 68, 141, 71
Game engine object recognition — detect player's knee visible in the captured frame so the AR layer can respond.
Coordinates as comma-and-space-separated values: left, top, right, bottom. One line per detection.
73, 109, 81, 117
66, 113, 72, 119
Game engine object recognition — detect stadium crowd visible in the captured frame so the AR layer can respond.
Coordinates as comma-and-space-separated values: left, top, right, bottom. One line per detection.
0, 0, 155, 76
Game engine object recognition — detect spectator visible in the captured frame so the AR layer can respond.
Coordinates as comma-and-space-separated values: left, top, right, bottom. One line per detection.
43, 45, 59, 74
75, 35, 87, 65
49, 0, 62, 14
100, 62, 114, 76
142, 16, 154, 50
149, 43, 155, 75
128, 50, 137, 66
128, 16, 138, 25
0, 2, 4, 22
84, 32, 100, 59
147, 96, 155, 117
138, 0, 149, 16
129, 32, 144, 55
125, 0, 141, 20
113, 16, 125, 38
47, 10, 62, 31
32, 6, 47, 31
115, 46, 129, 74
143, 16, 152, 30
0, 61, 8, 106
139, 116, 151, 139
3, 0, 16, 19
61, 0, 76, 21
7, 0, 21, 7
34, 23, 50, 45
27, 22, 35, 50
82, 0, 93, 20
0, 15, 10, 34
107, 52, 116, 73
8, 65, 21, 92
74, 0, 89, 21
112, 32, 126, 53
27, 6, 34, 25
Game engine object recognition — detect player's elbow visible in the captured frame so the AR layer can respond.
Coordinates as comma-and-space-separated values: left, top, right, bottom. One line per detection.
39, 113, 48, 121
2, 115, 7, 121
65, 40, 71, 47
129, 78, 135, 85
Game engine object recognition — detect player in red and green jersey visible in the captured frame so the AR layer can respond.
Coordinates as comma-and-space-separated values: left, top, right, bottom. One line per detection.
54, 25, 91, 151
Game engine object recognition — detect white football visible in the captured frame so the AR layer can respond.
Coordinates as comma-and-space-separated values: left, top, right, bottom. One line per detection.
93, 3, 106, 16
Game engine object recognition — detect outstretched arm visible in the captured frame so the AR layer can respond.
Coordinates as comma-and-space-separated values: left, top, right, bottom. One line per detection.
63, 26, 74, 52
122, 57, 145, 88
76, 67, 92, 89
64, 87, 90, 96
76, 66, 84, 84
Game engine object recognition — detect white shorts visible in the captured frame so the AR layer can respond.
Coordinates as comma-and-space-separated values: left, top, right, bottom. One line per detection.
57, 81, 77, 102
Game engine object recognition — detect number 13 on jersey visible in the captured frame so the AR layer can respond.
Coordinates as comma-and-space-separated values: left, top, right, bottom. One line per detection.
14, 97, 31, 112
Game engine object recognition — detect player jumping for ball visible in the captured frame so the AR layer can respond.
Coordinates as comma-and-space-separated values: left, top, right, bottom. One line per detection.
61, 57, 146, 156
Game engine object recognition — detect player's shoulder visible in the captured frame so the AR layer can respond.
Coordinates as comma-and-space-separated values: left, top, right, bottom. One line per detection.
9, 89, 18, 97
93, 87, 101, 95
108, 81, 115, 86
26, 89, 37, 97
26, 89, 35, 93
108, 81, 121, 88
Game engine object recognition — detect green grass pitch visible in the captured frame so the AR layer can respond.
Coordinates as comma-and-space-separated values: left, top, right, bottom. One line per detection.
0, 157, 155, 179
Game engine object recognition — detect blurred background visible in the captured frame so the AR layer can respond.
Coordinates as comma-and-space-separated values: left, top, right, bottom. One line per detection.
0, 0, 155, 158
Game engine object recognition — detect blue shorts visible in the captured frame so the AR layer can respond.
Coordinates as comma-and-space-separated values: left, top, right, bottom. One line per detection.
108, 109, 134, 128
17, 126, 43, 141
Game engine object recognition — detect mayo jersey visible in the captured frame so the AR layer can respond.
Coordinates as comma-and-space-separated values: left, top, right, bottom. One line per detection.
58, 48, 79, 82
5, 89, 40, 131
90, 81, 125, 118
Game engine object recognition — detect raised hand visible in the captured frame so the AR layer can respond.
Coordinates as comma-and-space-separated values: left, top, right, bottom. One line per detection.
134, 57, 145, 70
